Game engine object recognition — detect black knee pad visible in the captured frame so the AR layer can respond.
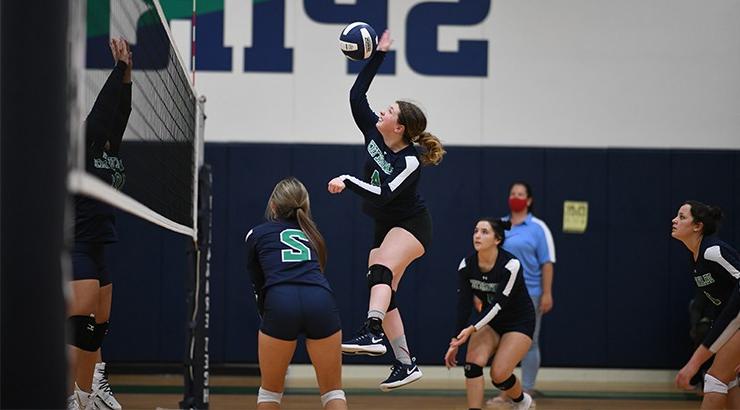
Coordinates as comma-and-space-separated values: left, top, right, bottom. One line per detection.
464, 363, 483, 378
67, 315, 98, 352
92, 321, 109, 349
388, 290, 398, 312
493, 374, 517, 391
367, 264, 393, 289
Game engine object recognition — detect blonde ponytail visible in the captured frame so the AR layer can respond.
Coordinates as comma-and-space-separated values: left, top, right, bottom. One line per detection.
416, 131, 446, 166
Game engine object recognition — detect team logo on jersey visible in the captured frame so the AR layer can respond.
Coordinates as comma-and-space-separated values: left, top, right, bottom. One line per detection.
470, 279, 497, 293
93, 152, 126, 190
694, 273, 715, 287
367, 140, 393, 175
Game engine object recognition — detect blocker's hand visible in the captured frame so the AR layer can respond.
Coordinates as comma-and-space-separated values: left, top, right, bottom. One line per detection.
328, 177, 346, 194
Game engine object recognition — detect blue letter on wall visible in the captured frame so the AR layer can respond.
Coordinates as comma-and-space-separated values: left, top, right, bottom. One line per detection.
244, 0, 293, 72
304, 0, 395, 75
406, 0, 489, 76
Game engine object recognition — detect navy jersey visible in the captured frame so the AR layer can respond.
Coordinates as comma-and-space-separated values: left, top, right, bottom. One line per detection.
339, 51, 426, 222
245, 219, 332, 310
690, 235, 740, 349
74, 61, 131, 243
455, 250, 532, 334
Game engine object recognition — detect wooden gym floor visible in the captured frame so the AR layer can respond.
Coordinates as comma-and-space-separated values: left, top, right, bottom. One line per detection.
109, 374, 701, 409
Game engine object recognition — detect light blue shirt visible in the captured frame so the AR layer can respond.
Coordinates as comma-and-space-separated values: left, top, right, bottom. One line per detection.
502, 213, 556, 297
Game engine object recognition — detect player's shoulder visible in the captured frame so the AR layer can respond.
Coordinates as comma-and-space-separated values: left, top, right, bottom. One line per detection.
702, 235, 738, 260
499, 249, 521, 273
458, 253, 476, 271
245, 220, 285, 242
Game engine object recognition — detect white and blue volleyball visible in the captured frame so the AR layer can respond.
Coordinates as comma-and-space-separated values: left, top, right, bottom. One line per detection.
339, 22, 378, 61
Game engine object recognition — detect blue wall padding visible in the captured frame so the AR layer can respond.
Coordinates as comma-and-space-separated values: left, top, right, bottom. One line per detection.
103, 143, 739, 369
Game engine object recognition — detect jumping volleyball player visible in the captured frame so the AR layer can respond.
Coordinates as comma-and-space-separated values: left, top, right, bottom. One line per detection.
246, 178, 347, 409
68, 38, 130, 410
328, 30, 446, 390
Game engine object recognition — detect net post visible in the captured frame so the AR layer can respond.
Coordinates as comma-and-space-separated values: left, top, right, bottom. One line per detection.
181, 164, 212, 410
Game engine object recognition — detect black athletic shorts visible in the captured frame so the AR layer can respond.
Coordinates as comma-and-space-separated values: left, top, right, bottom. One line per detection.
488, 303, 536, 339
373, 209, 432, 250
260, 284, 342, 341
71, 242, 112, 286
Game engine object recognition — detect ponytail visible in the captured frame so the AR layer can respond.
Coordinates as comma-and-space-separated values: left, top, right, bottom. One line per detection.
415, 131, 446, 166
295, 208, 327, 271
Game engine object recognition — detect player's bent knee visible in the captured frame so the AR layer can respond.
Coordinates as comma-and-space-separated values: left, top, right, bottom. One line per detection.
320, 389, 346, 407
464, 363, 483, 378
257, 387, 283, 404
367, 264, 393, 289
493, 374, 517, 391
704, 373, 729, 395
67, 315, 98, 352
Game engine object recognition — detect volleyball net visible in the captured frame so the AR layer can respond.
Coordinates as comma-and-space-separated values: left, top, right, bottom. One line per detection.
67, 0, 210, 407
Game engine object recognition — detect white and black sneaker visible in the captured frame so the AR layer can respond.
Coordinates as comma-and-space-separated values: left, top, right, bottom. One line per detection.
378, 358, 423, 391
67, 394, 82, 410
91, 362, 122, 409
341, 322, 387, 356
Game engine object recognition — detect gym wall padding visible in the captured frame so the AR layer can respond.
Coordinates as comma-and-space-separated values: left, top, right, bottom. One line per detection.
103, 143, 739, 369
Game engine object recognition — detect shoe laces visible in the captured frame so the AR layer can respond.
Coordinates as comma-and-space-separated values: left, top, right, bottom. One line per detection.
388, 361, 404, 377
96, 373, 114, 395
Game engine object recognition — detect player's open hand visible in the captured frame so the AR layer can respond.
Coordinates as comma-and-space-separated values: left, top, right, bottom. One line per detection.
328, 177, 346, 194
377, 30, 393, 52
444, 343, 458, 369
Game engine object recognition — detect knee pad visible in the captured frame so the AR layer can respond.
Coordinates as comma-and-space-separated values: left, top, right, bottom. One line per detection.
320, 389, 346, 407
367, 264, 393, 289
464, 363, 483, 378
67, 315, 98, 352
704, 374, 729, 395
257, 387, 283, 404
92, 321, 109, 349
388, 290, 398, 312
493, 374, 517, 391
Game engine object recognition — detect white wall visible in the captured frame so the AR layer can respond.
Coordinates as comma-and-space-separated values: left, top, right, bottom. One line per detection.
174, 0, 740, 149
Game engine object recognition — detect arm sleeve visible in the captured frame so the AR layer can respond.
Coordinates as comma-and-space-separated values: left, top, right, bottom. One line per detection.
349, 51, 385, 139
704, 244, 740, 280
339, 155, 420, 206
245, 229, 266, 316
108, 82, 132, 155
455, 258, 473, 336
702, 282, 740, 352
85, 61, 127, 151
472, 259, 522, 331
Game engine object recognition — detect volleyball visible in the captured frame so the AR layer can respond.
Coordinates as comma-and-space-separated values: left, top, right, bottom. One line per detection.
339, 22, 378, 61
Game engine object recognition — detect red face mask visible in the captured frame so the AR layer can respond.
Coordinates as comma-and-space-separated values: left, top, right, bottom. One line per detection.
508, 197, 528, 213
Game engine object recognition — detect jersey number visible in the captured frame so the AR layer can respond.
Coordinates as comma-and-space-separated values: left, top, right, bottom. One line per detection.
370, 170, 381, 187
280, 229, 311, 262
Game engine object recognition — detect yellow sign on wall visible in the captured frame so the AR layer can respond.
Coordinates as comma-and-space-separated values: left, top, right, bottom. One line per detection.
563, 201, 589, 233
